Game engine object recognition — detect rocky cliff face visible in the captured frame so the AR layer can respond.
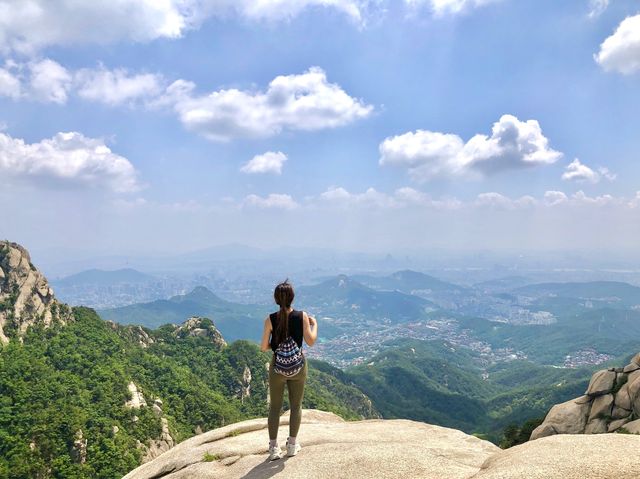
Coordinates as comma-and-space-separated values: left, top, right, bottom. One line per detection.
531, 352, 640, 439
0, 241, 72, 344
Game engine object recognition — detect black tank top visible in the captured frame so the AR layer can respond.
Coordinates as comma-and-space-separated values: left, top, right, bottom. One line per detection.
270, 310, 304, 351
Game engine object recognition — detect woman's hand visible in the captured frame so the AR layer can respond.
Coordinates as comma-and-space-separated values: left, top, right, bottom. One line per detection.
303, 312, 318, 347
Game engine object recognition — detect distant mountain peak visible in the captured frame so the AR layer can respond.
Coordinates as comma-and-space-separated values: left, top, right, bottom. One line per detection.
183, 286, 222, 302
0, 240, 73, 344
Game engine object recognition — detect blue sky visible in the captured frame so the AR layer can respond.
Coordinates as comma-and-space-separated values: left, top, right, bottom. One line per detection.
1, 0, 640, 259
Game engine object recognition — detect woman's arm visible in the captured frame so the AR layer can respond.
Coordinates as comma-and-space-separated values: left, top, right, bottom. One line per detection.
260, 316, 272, 352
302, 311, 318, 347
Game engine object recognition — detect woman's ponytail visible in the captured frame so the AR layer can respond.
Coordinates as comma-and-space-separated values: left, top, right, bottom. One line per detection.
273, 280, 295, 346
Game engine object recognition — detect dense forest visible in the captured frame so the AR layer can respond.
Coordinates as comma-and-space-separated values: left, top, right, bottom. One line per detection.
0, 307, 375, 479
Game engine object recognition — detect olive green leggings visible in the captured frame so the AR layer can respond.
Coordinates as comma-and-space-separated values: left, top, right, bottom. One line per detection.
268, 357, 308, 440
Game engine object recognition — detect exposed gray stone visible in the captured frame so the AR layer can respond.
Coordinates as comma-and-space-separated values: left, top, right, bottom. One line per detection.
125, 382, 147, 409
621, 418, 640, 434
172, 317, 227, 348
614, 382, 632, 410
588, 394, 613, 422
123, 409, 500, 479
584, 418, 608, 434
585, 370, 616, 396
0, 241, 73, 344
607, 417, 631, 432
610, 405, 631, 420
529, 423, 557, 440
623, 363, 640, 373
574, 395, 592, 405
140, 417, 175, 463
124, 410, 640, 479
71, 430, 87, 464
530, 399, 590, 440
627, 369, 640, 385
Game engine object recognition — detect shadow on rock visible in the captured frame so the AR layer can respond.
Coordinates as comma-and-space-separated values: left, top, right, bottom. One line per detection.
241, 456, 289, 479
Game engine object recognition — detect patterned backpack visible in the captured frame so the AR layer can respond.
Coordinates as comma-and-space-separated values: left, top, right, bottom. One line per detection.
273, 335, 305, 377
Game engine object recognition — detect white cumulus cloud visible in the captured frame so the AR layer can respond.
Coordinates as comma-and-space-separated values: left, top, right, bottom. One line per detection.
379, 114, 562, 181
0, 59, 165, 105
167, 67, 373, 141
595, 14, 640, 74
75, 66, 165, 106
243, 193, 299, 210
240, 151, 288, 175
0, 131, 140, 192
28, 59, 72, 104
0, 0, 191, 54
0, 0, 367, 54
562, 159, 616, 183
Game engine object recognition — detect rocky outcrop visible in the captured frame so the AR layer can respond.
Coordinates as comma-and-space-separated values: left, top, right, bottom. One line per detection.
124, 409, 640, 479
140, 417, 176, 463
125, 383, 176, 464
0, 241, 73, 344
531, 353, 640, 440
116, 324, 155, 348
71, 429, 87, 464
171, 316, 227, 348
125, 382, 147, 409
123, 409, 499, 479
239, 366, 251, 404
473, 434, 640, 479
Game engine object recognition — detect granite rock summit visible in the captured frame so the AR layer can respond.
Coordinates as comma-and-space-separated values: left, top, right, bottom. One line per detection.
0, 241, 72, 344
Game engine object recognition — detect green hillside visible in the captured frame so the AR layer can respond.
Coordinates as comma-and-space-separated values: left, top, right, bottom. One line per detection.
0, 307, 377, 479
344, 339, 597, 442
459, 308, 640, 363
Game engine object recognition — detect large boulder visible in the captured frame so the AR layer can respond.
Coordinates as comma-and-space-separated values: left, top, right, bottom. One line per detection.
621, 418, 640, 434
615, 382, 633, 411
530, 399, 590, 440
473, 434, 640, 479
588, 394, 613, 422
585, 370, 616, 396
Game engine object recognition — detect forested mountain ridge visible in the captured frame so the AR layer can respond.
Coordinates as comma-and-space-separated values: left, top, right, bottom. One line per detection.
98, 286, 263, 341
0, 242, 377, 478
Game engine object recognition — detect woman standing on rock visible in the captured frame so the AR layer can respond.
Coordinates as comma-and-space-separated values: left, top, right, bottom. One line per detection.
260, 280, 318, 461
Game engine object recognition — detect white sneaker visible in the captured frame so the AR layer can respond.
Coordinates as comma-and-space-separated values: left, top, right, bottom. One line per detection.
268, 445, 282, 461
286, 440, 301, 457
